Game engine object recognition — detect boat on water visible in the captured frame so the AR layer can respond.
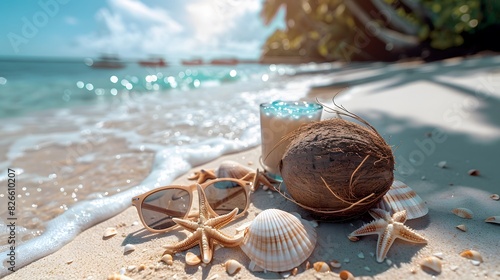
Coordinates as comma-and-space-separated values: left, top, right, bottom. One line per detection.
181, 58, 204, 66
138, 56, 167, 67
89, 55, 126, 69
210, 58, 238, 65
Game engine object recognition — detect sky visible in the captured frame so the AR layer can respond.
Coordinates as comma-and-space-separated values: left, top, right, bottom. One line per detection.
0, 0, 285, 60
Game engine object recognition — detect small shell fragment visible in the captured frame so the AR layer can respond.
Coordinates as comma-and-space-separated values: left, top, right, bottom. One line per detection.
123, 244, 135, 254
291, 267, 298, 276
313, 262, 330, 272
186, 252, 202, 266
468, 169, 480, 176
459, 249, 483, 262
456, 224, 467, 232
161, 254, 173, 265
485, 216, 500, 224
107, 274, 134, 280
339, 270, 355, 280
452, 208, 473, 219
420, 256, 442, 274
103, 227, 118, 239
438, 161, 447, 168
490, 194, 500, 201
225, 259, 242, 275
357, 252, 365, 259
330, 260, 341, 268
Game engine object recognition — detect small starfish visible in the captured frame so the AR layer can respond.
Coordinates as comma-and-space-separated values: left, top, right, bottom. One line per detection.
348, 208, 427, 263
163, 184, 244, 263
187, 169, 217, 184
240, 168, 279, 191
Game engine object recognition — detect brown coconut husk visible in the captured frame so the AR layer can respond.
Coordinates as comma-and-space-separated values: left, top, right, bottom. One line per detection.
277, 102, 394, 221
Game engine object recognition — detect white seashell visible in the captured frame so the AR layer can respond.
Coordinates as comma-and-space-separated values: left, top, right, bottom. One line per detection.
225, 259, 242, 275
107, 273, 134, 280
490, 194, 499, 201
438, 161, 447, 168
123, 244, 135, 254
103, 227, 118, 239
433, 252, 444, 259
419, 256, 442, 273
161, 254, 173, 265
240, 208, 317, 272
456, 224, 467, 232
126, 265, 136, 272
357, 252, 364, 259
452, 208, 473, 219
459, 249, 483, 262
485, 216, 500, 224
339, 270, 355, 280
186, 252, 202, 266
313, 262, 330, 272
216, 160, 254, 179
330, 260, 341, 268
376, 180, 428, 220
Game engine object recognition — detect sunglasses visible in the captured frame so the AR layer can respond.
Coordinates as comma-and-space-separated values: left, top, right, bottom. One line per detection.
132, 175, 256, 233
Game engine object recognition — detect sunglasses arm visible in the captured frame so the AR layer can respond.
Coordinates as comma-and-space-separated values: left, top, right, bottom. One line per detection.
140, 203, 187, 217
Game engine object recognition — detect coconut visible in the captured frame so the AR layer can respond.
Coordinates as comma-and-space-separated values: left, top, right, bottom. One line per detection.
279, 115, 394, 221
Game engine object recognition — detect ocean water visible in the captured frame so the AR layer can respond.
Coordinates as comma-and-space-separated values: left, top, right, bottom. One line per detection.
0, 59, 325, 274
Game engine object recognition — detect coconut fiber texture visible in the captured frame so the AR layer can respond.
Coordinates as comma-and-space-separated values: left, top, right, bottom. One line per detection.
280, 118, 394, 221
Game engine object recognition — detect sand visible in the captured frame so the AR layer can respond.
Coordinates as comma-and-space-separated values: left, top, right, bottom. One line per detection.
4, 56, 500, 279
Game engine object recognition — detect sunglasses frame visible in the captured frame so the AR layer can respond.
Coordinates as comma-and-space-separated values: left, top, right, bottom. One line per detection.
131, 177, 254, 233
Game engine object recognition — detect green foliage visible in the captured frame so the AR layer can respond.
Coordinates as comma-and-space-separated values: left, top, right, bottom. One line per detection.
261, 0, 500, 61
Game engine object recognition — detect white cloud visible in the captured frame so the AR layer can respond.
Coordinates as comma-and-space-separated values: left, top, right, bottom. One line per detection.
75, 0, 183, 57
74, 0, 278, 59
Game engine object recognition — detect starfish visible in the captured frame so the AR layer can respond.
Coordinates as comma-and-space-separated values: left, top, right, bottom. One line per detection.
187, 169, 217, 184
163, 184, 244, 264
348, 208, 427, 263
240, 168, 279, 191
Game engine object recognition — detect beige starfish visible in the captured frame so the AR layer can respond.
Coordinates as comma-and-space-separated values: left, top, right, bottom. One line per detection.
240, 168, 279, 191
348, 208, 427, 263
187, 169, 217, 184
163, 184, 244, 264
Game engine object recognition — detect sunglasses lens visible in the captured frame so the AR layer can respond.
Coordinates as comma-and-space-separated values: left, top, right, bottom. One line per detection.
141, 188, 190, 230
204, 180, 247, 215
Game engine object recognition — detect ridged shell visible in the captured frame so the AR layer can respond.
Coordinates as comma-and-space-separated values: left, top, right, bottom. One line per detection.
376, 180, 428, 220
216, 160, 253, 179
452, 208, 473, 219
420, 256, 442, 273
485, 216, 500, 224
240, 209, 317, 272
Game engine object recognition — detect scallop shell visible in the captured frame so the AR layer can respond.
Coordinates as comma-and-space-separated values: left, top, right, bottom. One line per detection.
452, 208, 473, 219
225, 259, 242, 275
419, 256, 442, 273
217, 160, 254, 179
485, 216, 500, 224
313, 262, 330, 272
240, 208, 317, 272
375, 180, 428, 220
460, 249, 483, 262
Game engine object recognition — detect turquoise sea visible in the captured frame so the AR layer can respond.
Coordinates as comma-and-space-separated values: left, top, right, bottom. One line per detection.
0, 58, 324, 274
